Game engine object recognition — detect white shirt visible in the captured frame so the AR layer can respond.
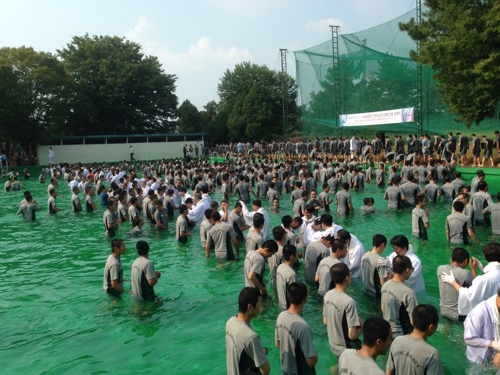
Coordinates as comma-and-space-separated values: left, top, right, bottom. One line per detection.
387, 245, 425, 293
240, 201, 270, 240
458, 261, 500, 316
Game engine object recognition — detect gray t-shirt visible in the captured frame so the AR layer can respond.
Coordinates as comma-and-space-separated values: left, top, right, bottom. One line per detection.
338, 349, 384, 375
401, 181, 421, 206
386, 335, 444, 375
336, 191, 352, 215
384, 186, 403, 209
233, 182, 252, 203
246, 231, 264, 253
483, 203, 500, 235
381, 280, 418, 337
293, 199, 305, 218
267, 245, 283, 288
316, 256, 341, 296
130, 256, 157, 301
445, 212, 472, 244
103, 210, 117, 236
304, 241, 329, 284
154, 208, 168, 228
244, 251, 265, 287
275, 311, 318, 375
71, 193, 81, 212
225, 317, 267, 375
361, 252, 388, 298
323, 289, 361, 356
20, 203, 40, 221
103, 254, 123, 293
436, 264, 473, 320
229, 211, 245, 242
412, 207, 429, 239
176, 215, 189, 243
200, 219, 213, 247
276, 264, 297, 310
207, 222, 237, 260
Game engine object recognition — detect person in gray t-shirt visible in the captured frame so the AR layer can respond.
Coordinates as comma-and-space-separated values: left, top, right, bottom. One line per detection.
315, 238, 347, 297
384, 176, 405, 209
412, 196, 430, 240
244, 240, 278, 297
226, 287, 269, 375
381, 255, 418, 337
446, 200, 477, 245
386, 304, 444, 375
323, 263, 362, 357
437, 248, 476, 321
482, 192, 500, 235
206, 211, 239, 260
130, 241, 161, 301
276, 245, 298, 310
336, 183, 353, 215
361, 234, 388, 298
275, 282, 318, 374
304, 236, 333, 284
338, 317, 392, 375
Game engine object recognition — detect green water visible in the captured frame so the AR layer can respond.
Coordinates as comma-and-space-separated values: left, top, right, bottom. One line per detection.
1, 170, 498, 375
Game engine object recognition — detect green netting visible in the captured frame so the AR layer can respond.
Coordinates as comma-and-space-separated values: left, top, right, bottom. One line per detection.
294, 8, 500, 140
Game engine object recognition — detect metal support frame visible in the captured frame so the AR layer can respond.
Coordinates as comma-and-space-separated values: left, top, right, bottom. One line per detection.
330, 25, 342, 138
416, 0, 423, 134
280, 49, 288, 141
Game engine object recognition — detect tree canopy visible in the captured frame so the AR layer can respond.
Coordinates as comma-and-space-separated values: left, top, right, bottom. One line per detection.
217, 62, 298, 142
400, 0, 500, 126
0, 47, 70, 152
177, 99, 202, 133
58, 34, 178, 135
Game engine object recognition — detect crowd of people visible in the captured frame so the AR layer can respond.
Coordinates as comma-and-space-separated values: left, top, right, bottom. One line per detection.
9, 132, 500, 374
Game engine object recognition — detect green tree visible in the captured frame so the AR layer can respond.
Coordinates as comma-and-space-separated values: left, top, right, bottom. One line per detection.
400, 0, 500, 126
200, 100, 228, 144
58, 34, 178, 135
177, 99, 202, 133
217, 62, 298, 142
0, 47, 70, 153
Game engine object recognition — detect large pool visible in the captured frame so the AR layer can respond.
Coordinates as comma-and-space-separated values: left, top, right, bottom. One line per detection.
1, 168, 498, 374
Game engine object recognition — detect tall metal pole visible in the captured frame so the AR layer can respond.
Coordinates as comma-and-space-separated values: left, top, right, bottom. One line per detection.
280, 48, 288, 141
330, 25, 341, 139
416, 0, 423, 134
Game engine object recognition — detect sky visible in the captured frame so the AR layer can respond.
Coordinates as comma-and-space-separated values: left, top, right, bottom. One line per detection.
0, 0, 416, 110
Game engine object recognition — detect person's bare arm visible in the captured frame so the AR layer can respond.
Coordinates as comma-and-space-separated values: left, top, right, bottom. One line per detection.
111, 279, 124, 292
259, 361, 270, 375
249, 271, 267, 295
306, 355, 318, 368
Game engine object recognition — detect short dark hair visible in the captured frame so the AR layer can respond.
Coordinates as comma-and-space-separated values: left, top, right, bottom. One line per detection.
390, 235, 409, 249
272, 226, 286, 241
252, 200, 262, 207
451, 247, 470, 264
483, 243, 500, 263
331, 239, 346, 253
411, 304, 439, 331
204, 208, 213, 220
337, 229, 351, 242
210, 211, 221, 222
330, 262, 350, 285
392, 255, 413, 274
238, 287, 261, 313
111, 238, 124, 252
321, 214, 333, 226
363, 317, 392, 347
372, 234, 387, 247
262, 240, 278, 254
281, 215, 292, 227
282, 245, 297, 261
287, 282, 308, 305
478, 181, 487, 191
136, 240, 150, 256
179, 204, 188, 215
253, 213, 265, 229
453, 200, 464, 212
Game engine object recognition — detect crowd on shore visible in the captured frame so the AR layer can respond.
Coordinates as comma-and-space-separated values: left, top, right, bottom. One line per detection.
8, 131, 500, 374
